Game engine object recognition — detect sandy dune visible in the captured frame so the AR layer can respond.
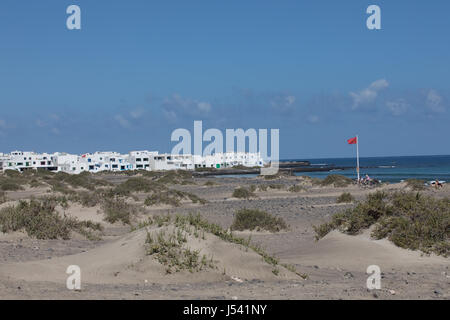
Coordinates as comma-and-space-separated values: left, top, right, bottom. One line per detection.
283, 230, 449, 270
0, 226, 298, 287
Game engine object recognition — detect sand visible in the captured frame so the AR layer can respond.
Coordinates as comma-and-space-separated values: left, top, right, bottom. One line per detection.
0, 176, 448, 300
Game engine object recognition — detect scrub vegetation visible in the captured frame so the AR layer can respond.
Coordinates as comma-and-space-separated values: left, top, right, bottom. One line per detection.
0, 191, 7, 204
405, 179, 426, 191
146, 228, 216, 274
101, 197, 140, 225
0, 170, 207, 227
336, 192, 354, 203
231, 209, 288, 233
314, 191, 450, 256
144, 189, 206, 207
319, 174, 353, 187
0, 198, 102, 240
232, 187, 256, 199
140, 213, 304, 277
288, 185, 306, 193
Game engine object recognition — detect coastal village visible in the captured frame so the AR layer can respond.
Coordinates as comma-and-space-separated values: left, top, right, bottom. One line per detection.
0, 151, 264, 174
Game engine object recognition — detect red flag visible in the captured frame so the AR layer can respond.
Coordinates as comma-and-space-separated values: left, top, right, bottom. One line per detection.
347, 137, 357, 144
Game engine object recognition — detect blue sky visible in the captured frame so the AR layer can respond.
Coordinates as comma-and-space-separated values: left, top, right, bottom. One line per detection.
0, 0, 449, 159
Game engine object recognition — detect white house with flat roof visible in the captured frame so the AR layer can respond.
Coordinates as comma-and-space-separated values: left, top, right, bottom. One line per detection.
0, 150, 264, 174
149, 153, 194, 171
2, 151, 58, 172
129, 150, 159, 170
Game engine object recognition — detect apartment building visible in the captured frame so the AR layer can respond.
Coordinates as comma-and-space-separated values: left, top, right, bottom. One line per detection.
0, 150, 264, 174
2, 151, 58, 172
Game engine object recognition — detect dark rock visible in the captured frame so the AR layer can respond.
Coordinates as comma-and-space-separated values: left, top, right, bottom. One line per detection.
344, 272, 354, 279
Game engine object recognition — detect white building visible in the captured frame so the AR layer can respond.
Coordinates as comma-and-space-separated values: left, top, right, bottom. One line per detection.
0, 153, 9, 172
2, 151, 58, 172
128, 150, 159, 170
193, 152, 263, 169
0, 150, 264, 174
150, 153, 195, 171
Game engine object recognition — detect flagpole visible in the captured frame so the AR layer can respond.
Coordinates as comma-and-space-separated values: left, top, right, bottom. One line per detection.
356, 135, 360, 182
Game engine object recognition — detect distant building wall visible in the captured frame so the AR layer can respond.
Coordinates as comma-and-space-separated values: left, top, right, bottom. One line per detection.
0, 150, 264, 174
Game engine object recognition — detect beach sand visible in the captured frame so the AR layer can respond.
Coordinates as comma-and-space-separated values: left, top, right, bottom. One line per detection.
0, 176, 448, 300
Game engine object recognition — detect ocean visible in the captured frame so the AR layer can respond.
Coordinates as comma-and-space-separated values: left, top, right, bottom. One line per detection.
291, 155, 450, 183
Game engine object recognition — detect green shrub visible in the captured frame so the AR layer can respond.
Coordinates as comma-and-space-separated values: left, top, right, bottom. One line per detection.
29, 179, 44, 188
0, 179, 23, 191
405, 179, 426, 191
144, 190, 206, 207
314, 191, 450, 256
51, 171, 109, 191
231, 209, 288, 232
0, 170, 47, 190
157, 170, 193, 185
288, 185, 305, 192
64, 172, 94, 189
320, 174, 353, 187
0, 191, 6, 204
73, 190, 102, 207
146, 228, 215, 274
142, 170, 193, 185
262, 171, 293, 180
38, 195, 70, 209
313, 222, 335, 239
145, 192, 182, 207
48, 181, 72, 194
3, 170, 21, 178
268, 184, 284, 190
258, 185, 268, 192
0, 199, 102, 240
232, 187, 256, 199
336, 192, 354, 203
142, 213, 282, 270
101, 197, 138, 225
113, 177, 159, 196
31, 168, 54, 178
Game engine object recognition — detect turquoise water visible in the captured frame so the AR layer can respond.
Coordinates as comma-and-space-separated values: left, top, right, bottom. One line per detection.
291, 155, 450, 183
214, 155, 450, 183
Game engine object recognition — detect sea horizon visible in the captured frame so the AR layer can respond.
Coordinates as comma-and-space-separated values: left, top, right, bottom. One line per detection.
283, 154, 450, 183
282, 153, 450, 162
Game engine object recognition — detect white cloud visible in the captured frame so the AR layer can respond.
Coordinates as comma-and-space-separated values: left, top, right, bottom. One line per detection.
370, 79, 389, 90
269, 94, 297, 114
307, 115, 319, 123
36, 119, 47, 127
286, 95, 296, 106
386, 99, 409, 116
163, 110, 177, 121
162, 94, 212, 120
426, 89, 445, 113
114, 114, 131, 128
197, 102, 211, 112
49, 114, 60, 121
0, 119, 6, 129
350, 79, 389, 109
130, 108, 145, 119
